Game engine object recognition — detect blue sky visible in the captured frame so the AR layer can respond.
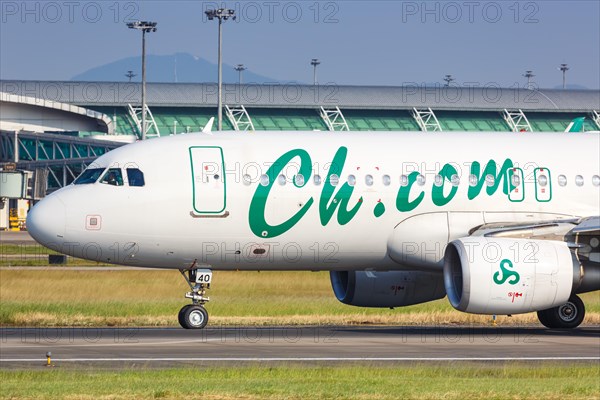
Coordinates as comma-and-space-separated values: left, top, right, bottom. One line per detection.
1, 1, 599, 88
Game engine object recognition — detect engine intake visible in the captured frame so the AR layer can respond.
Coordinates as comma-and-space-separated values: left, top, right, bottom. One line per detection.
443, 237, 578, 315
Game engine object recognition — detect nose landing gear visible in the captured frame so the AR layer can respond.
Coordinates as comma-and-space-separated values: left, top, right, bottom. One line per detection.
178, 268, 212, 329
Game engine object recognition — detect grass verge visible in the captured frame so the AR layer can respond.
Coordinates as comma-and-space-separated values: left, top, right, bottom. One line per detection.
0, 243, 59, 256
1, 270, 599, 327
1, 364, 599, 400
0, 243, 112, 267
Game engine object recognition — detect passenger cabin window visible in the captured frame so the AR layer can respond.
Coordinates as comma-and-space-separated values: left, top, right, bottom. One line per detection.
593, 175, 600, 187
329, 174, 339, 187
575, 175, 584, 187
260, 174, 270, 187
74, 168, 105, 185
365, 175, 374, 186
382, 175, 391, 186
511, 174, 521, 187
347, 175, 356, 186
100, 168, 124, 186
314, 175, 322, 185
400, 175, 408, 187
127, 168, 145, 187
451, 175, 460, 187
469, 174, 478, 187
558, 175, 567, 187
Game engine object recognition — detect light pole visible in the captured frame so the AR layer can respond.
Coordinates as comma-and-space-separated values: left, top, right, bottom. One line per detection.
523, 70, 535, 89
125, 70, 137, 82
311, 59, 320, 85
206, 8, 236, 131
235, 64, 247, 85
559, 64, 569, 89
127, 21, 157, 140
443, 74, 454, 87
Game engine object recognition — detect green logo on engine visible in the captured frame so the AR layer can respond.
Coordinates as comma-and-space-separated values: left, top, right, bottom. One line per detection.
493, 259, 520, 285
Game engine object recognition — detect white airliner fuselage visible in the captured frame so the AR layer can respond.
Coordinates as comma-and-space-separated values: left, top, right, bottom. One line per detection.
27, 131, 600, 329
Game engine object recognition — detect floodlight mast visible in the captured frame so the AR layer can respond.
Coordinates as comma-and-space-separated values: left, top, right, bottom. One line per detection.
559, 64, 570, 90
127, 21, 157, 141
443, 74, 455, 87
235, 64, 247, 85
523, 70, 535, 89
205, 8, 236, 131
311, 59, 321, 85
125, 70, 137, 82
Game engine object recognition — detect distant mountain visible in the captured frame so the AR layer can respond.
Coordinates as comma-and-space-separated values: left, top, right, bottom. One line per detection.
72, 53, 278, 83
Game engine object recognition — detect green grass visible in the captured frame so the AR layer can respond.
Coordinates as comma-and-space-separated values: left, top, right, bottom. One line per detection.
0, 258, 110, 267
0, 243, 59, 255
0, 243, 112, 266
1, 270, 599, 327
0, 270, 454, 326
1, 364, 598, 399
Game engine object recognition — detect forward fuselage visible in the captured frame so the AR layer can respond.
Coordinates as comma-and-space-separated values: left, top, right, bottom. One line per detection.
27, 131, 600, 271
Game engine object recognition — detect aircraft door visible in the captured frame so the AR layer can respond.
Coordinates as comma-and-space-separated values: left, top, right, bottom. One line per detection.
506, 167, 525, 202
189, 146, 227, 215
534, 167, 552, 202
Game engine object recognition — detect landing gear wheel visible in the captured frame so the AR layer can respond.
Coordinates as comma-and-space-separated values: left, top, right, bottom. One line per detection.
179, 305, 209, 329
177, 268, 212, 329
537, 295, 585, 329
536, 307, 552, 328
178, 305, 190, 328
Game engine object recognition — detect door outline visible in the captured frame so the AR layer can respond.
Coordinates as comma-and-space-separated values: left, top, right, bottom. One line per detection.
534, 167, 552, 203
189, 146, 227, 214
506, 167, 525, 203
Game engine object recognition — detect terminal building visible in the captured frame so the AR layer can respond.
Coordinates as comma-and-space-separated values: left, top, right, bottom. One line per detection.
1, 79, 599, 229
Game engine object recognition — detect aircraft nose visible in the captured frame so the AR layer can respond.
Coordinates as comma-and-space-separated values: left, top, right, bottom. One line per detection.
26, 194, 66, 249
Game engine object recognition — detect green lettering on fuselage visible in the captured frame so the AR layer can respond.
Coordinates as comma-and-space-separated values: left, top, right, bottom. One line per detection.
319, 147, 363, 226
248, 149, 314, 238
468, 159, 515, 200
248, 147, 519, 239
396, 171, 425, 212
432, 164, 459, 207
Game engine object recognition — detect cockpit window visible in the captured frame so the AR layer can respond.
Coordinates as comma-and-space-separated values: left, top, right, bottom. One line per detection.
74, 168, 105, 185
100, 168, 124, 186
127, 168, 145, 187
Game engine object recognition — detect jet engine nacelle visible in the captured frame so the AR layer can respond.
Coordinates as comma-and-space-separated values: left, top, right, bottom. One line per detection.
443, 237, 578, 315
330, 270, 446, 308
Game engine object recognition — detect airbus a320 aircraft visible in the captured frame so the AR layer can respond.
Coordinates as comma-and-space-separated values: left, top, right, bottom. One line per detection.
27, 128, 600, 329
